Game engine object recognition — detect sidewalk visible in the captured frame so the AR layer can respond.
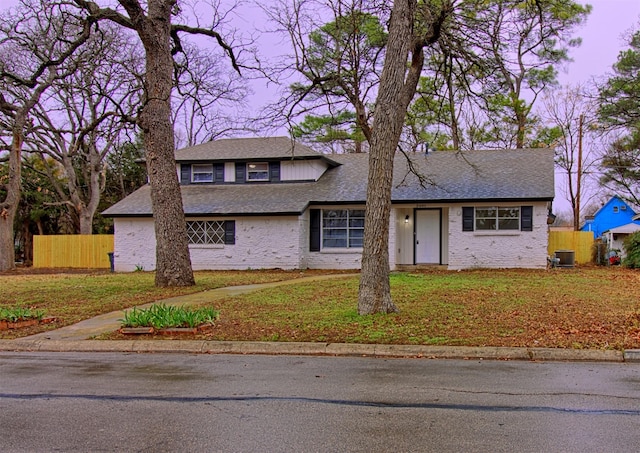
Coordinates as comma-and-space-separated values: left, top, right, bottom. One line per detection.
1, 274, 639, 362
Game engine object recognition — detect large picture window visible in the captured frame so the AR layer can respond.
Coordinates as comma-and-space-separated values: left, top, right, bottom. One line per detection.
186, 221, 235, 245
322, 209, 365, 248
462, 206, 532, 232
475, 207, 520, 231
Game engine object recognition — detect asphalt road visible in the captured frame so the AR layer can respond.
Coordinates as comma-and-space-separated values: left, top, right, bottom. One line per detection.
1, 352, 639, 452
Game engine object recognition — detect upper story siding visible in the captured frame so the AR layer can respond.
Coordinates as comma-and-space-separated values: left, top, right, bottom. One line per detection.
177, 158, 330, 185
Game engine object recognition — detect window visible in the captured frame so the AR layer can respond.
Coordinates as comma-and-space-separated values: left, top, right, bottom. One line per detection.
322, 209, 365, 248
463, 206, 532, 232
613, 206, 620, 213
186, 221, 235, 245
192, 164, 213, 183
475, 207, 520, 231
247, 162, 269, 181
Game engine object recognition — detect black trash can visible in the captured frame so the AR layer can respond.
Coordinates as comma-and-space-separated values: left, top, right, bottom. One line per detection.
107, 252, 115, 272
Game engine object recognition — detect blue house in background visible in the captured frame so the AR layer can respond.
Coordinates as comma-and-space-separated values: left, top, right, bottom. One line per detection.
581, 195, 640, 238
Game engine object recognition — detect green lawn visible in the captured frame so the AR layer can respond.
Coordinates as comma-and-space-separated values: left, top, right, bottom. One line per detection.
0, 269, 329, 339
2, 267, 639, 350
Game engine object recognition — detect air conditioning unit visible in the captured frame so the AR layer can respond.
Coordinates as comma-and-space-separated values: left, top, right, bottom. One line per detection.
554, 250, 575, 267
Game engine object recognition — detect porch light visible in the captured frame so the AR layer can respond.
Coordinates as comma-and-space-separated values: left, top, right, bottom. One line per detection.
405, 215, 410, 224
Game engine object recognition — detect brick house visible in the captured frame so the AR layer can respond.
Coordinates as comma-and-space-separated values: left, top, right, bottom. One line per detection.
103, 136, 555, 271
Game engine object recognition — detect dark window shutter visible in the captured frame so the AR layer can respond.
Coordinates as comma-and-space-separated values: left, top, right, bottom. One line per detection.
180, 164, 191, 185
224, 221, 235, 245
214, 163, 224, 182
309, 209, 321, 252
462, 207, 474, 231
235, 163, 246, 183
521, 206, 533, 231
269, 162, 281, 182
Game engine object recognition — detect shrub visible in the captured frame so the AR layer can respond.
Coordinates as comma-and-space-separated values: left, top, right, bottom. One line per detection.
120, 303, 219, 329
623, 231, 640, 268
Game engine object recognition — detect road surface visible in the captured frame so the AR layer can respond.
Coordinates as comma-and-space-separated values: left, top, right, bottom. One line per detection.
1, 352, 639, 452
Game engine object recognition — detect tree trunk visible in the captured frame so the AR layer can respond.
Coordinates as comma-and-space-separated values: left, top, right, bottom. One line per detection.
78, 209, 93, 235
0, 125, 24, 272
77, 148, 105, 235
358, 0, 419, 315
21, 219, 33, 266
137, 0, 194, 287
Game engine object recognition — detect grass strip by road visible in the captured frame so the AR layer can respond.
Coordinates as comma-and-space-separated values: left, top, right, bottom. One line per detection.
0, 269, 338, 339
2, 267, 640, 350
191, 267, 640, 350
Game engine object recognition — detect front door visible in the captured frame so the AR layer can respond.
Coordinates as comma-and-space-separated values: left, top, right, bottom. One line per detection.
415, 209, 441, 264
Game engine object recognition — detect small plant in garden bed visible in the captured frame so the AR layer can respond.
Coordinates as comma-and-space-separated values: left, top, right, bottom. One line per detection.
0, 306, 46, 322
0, 306, 49, 331
119, 304, 219, 330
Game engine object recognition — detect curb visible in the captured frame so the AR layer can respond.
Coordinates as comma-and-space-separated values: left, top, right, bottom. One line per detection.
0, 339, 632, 362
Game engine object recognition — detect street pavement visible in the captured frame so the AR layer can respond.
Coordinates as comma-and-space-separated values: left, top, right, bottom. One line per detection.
2, 352, 640, 452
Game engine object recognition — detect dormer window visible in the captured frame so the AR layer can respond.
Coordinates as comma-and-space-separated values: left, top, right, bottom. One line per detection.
192, 164, 214, 183
247, 162, 269, 181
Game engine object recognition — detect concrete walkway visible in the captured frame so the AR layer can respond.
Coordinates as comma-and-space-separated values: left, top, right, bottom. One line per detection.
1, 273, 639, 363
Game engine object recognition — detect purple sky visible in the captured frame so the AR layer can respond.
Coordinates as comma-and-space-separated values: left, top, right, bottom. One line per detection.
3, 0, 638, 214
554, 1, 640, 214
559, 0, 640, 86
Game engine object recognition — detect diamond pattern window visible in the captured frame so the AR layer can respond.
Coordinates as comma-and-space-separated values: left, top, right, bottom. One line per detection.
186, 221, 225, 244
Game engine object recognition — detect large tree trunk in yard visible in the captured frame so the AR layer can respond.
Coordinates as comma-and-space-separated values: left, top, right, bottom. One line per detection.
358, 0, 422, 315
134, 0, 194, 287
77, 151, 105, 235
0, 127, 24, 272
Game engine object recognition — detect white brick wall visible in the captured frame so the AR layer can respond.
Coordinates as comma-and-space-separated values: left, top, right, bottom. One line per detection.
113, 203, 549, 272
447, 203, 549, 270
113, 216, 304, 271
190, 217, 302, 270
112, 218, 156, 271
305, 248, 363, 269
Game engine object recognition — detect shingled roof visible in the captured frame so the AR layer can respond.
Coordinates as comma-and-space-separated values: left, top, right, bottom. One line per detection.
174, 136, 338, 165
103, 146, 554, 217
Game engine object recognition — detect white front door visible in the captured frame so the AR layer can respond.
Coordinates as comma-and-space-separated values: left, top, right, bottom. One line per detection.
415, 209, 441, 264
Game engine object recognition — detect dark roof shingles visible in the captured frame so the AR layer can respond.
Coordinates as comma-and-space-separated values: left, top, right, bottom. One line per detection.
103, 146, 554, 217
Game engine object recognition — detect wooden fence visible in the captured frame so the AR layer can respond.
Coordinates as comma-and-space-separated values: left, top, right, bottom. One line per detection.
33, 235, 114, 269
548, 230, 594, 265
31, 231, 593, 269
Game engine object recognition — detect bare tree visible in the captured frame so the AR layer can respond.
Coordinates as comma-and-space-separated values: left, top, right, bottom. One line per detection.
358, 0, 449, 314
26, 24, 141, 234
0, 0, 93, 272
474, 0, 590, 149
538, 85, 601, 230
172, 43, 250, 147
264, 0, 449, 313
73, 0, 247, 287
262, 0, 387, 141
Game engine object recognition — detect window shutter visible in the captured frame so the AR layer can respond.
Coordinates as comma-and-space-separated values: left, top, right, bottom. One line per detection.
269, 162, 281, 182
462, 207, 474, 231
235, 163, 246, 183
180, 164, 191, 185
224, 221, 235, 245
214, 163, 224, 182
309, 209, 321, 252
521, 206, 533, 231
